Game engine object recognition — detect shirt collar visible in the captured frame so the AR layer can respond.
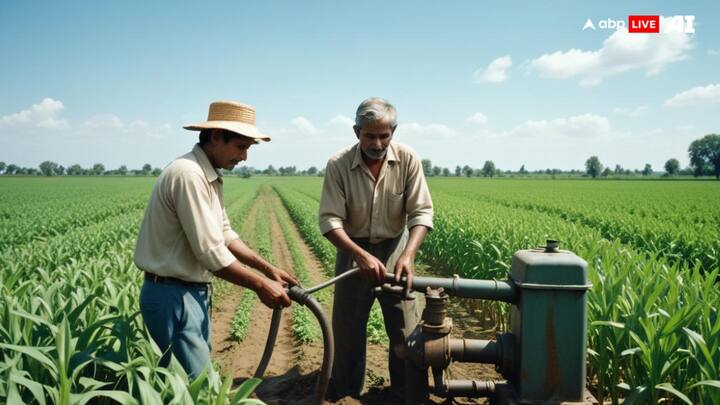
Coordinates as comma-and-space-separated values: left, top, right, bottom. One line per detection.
350, 142, 400, 169
192, 144, 223, 183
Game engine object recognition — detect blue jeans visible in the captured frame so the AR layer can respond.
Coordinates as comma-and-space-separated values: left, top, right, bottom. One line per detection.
139, 279, 211, 379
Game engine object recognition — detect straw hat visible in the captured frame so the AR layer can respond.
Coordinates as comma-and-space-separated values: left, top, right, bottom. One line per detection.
184, 101, 270, 142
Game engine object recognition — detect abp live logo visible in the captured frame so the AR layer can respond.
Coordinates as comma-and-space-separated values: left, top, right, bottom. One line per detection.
629, 15, 695, 33
583, 15, 695, 33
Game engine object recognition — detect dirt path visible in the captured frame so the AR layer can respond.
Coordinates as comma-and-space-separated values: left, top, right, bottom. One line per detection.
210, 196, 262, 370
213, 186, 500, 404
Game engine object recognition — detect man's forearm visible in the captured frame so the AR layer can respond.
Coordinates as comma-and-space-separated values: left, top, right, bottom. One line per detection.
214, 260, 265, 290
324, 228, 367, 258
227, 239, 275, 274
402, 225, 430, 259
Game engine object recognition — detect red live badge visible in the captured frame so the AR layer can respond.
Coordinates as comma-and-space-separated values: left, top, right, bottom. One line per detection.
628, 15, 660, 33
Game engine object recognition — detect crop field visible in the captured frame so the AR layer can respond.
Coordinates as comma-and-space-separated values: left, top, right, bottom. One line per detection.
1, 176, 719, 404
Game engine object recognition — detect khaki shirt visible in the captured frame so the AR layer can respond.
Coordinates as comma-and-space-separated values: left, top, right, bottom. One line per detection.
134, 144, 239, 283
319, 142, 433, 243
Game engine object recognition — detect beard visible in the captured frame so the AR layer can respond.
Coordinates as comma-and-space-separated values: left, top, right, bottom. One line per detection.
361, 147, 388, 160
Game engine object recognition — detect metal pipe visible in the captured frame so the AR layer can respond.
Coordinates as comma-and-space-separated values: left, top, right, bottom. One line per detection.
384, 273, 518, 303
442, 380, 496, 397
449, 339, 500, 364
304, 267, 360, 294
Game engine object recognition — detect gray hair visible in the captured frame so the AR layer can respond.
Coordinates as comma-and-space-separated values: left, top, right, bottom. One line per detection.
355, 97, 397, 129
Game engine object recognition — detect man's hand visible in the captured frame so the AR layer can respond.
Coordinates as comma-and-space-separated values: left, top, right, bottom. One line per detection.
393, 253, 415, 290
355, 251, 387, 285
265, 266, 299, 287
255, 278, 292, 309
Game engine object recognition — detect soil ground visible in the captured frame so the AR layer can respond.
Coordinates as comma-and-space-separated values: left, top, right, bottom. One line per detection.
212, 188, 501, 404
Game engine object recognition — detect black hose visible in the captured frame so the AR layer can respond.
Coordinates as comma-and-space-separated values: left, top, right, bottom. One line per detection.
254, 308, 282, 378
253, 286, 335, 405
303, 293, 334, 404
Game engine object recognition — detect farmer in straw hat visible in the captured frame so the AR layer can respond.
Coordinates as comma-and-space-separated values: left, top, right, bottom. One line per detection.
319, 97, 434, 400
134, 100, 297, 379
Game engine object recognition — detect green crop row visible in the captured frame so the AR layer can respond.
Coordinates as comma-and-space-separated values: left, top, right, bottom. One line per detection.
273, 186, 335, 275
429, 179, 720, 271
272, 183, 389, 345
228, 186, 272, 343
0, 178, 263, 404
269, 194, 322, 344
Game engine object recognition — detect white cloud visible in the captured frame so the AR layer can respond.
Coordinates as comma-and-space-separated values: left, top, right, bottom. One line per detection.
613, 105, 648, 117
290, 116, 318, 135
83, 114, 124, 129
530, 24, 693, 85
509, 114, 610, 138
466, 112, 488, 126
664, 84, 720, 107
0, 98, 68, 129
397, 122, 455, 138
473, 55, 512, 83
129, 120, 149, 129
326, 114, 354, 128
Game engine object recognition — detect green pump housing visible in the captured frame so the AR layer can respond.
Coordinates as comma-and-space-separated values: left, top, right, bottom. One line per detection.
508, 243, 591, 402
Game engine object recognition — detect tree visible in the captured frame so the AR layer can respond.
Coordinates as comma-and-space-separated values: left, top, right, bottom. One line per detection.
67, 164, 83, 175
519, 164, 527, 175
442, 167, 450, 176
141, 163, 152, 175
264, 164, 278, 176
151, 168, 162, 176
0, 161, 5, 174
481, 160, 496, 177
5, 164, 19, 175
234, 166, 252, 178
642, 163, 653, 176
421, 159, 433, 176
585, 156, 603, 179
455, 166, 461, 176
462, 165, 473, 177
614, 164, 624, 175
688, 134, 720, 179
664, 158, 680, 176
57, 165, 65, 176
432, 166, 441, 176
39, 161, 60, 176
92, 163, 105, 176
307, 166, 318, 176
118, 165, 128, 176
602, 167, 611, 177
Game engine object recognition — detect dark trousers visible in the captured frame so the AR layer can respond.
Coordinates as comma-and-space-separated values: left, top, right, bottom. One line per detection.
330, 229, 418, 397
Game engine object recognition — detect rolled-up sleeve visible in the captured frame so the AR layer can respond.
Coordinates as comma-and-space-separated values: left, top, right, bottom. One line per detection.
319, 160, 346, 235
404, 156, 434, 230
222, 208, 240, 245
173, 173, 237, 271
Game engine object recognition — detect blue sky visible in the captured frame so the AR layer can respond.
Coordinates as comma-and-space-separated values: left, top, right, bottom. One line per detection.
1, 1, 718, 172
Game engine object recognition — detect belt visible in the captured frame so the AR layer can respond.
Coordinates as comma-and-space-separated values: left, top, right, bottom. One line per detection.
144, 272, 210, 288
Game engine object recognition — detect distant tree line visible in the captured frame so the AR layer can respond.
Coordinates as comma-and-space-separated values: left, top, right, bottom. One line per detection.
231, 165, 324, 178
0, 161, 162, 176
2, 134, 717, 179
582, 134, 719, 180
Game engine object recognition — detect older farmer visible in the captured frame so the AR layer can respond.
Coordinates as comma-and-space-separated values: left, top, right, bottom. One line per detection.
319, 97, 434, 399
134, 100, 297, 379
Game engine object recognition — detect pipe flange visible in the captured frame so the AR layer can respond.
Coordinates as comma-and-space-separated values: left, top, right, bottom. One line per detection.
420, 318, 453, 334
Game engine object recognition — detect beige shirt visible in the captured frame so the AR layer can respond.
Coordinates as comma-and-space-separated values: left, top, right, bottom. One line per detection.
319, 142, 434, 243
134, 144, 240, 283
